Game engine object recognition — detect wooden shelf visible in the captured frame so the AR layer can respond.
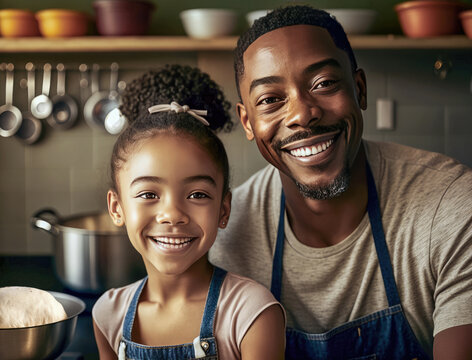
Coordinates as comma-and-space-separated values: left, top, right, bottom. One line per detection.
0, 35, 471, 53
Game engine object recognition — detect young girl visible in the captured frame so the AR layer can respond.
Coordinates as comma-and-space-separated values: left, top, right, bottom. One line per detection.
92, 65, 286, 360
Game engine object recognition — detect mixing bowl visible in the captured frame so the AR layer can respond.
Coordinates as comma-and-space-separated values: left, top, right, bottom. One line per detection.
395, 0, 467, 38
36, 9, 89, 37
0, 291, 85, 360
180, 8, 238, 39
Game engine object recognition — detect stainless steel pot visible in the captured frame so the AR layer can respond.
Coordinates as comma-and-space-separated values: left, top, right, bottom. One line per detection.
31, 208, 146, 294
0, 292, 85, 360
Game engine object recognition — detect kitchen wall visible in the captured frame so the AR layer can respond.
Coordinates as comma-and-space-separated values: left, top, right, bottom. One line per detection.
1, 1, 472, 255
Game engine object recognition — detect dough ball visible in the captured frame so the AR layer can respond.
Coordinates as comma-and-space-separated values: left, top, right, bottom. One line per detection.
0, 286, 67, 328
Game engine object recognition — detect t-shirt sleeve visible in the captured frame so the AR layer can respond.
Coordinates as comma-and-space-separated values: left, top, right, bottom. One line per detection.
214, 272, 286, 357
430, 170, 472, 336
92, 282, 138, 353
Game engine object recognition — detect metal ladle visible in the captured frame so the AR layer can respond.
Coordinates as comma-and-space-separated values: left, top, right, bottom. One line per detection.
0, 63, 23, 137
47, 63, 78, 130
31, 63, 53, 119
15, 62, 43, 145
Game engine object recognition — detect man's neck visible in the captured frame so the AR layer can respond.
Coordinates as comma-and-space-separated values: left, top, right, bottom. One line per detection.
279, 148, 368, 248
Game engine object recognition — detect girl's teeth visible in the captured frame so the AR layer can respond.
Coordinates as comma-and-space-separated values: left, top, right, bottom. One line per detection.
290, 139, 333, 158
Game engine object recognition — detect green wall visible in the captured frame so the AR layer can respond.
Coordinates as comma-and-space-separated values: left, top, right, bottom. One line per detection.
3, 0, 471, 36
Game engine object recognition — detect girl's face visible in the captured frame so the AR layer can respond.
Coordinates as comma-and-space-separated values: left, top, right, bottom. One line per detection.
108, 133, 230, 276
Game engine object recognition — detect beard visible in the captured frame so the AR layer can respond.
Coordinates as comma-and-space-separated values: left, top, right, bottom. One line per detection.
294, 162, 351, 200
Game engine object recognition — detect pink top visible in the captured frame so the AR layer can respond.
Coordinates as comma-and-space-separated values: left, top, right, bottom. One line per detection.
92, 271, 285, 359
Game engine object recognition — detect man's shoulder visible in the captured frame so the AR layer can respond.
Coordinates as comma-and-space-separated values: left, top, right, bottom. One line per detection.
231, 165, 280, 202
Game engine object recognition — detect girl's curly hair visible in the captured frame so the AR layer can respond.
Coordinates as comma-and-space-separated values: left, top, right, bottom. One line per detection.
120, 64, 233, 132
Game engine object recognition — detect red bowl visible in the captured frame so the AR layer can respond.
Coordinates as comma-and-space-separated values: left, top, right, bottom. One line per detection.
93, 0, 155, 36
395, 0, 467, 38
460, 9, 472, 39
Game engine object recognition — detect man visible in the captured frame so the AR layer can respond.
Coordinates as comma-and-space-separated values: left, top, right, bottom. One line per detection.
209, 5, 472, 359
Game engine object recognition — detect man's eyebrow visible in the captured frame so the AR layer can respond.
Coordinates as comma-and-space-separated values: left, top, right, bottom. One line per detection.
249, 75, 284, 94
248, 58, 343, 95
302, 58, 342, 77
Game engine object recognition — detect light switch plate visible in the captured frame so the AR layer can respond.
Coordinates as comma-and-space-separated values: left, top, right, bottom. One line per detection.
376, 98, 395, 130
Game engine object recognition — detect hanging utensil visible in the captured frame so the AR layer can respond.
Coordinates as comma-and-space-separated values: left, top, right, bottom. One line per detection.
104, 79, 127, 135
31, 63, 53, 119
15, 62, 43, 144
83, 63, 120, 131
47, 63, 79, 130
0, 63, 23, 137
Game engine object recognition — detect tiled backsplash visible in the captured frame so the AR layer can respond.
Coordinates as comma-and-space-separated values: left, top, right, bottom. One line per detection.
1, 49, 471, 254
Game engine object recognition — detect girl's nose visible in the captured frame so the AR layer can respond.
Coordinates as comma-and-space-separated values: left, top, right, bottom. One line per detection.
155, 201, 189, 225
284, 93, 322, 128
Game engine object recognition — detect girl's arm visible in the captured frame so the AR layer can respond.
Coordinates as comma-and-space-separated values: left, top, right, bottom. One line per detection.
93, 319, 118, 360
240, 304, 286, 360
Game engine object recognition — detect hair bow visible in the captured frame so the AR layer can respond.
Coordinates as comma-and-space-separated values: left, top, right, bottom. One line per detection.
148, 101, 209, 126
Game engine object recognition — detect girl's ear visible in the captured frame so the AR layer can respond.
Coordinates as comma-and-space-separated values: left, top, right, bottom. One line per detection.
107, 190, 124, 227
218, 191, 232, 229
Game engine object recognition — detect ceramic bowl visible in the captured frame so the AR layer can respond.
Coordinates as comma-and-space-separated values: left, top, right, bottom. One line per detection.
324, 9, 378, 35
180, 9, 238, 39
36, 9, 89, 37
459, 10, 472, 39
0, 9, 40, 37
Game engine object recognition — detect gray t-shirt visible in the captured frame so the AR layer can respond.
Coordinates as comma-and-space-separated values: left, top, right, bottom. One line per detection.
209, 140, 472, 357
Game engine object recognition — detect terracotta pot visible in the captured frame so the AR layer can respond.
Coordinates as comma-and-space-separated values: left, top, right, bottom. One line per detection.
0, 9, 40, 37
395, 0, 467, 38
93, 0, 155, 36
460, 10, 472, 39
36, 9, 89, 38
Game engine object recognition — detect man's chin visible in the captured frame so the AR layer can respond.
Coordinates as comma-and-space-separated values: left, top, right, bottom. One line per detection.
294, 167, 351, 200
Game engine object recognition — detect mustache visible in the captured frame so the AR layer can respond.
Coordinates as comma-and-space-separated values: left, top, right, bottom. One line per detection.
273, 122, 347, 150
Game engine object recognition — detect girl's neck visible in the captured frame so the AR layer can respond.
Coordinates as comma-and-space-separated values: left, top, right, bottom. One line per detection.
143, 258, 214, 305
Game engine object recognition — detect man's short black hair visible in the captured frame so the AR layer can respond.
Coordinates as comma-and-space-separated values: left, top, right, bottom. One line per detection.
234, 5, 358, 99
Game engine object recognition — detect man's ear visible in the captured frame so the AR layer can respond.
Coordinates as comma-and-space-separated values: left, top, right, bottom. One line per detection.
218, 191, 232, 229
354, 69, 367, 110
107, 190, 124, 227
237, 102, 254, 141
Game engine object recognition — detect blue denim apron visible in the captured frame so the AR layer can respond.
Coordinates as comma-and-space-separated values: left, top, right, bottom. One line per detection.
271, 163, 431, 360
118, 266, 226, 360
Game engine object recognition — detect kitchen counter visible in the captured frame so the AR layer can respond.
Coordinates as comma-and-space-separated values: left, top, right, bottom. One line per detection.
0, 256, 100, 360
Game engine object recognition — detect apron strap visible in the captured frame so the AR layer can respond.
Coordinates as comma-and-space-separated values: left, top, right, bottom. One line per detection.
270, 191, 285, 301
122, 277, 148, 340
199, 266, 227, 338
365, 162, 401, 306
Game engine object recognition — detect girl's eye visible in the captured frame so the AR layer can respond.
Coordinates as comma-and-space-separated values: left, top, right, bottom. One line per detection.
138, 192, 157, 200
188, 192, 209, 200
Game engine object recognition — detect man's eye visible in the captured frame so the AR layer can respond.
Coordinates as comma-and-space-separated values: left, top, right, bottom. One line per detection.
258, 96, 282, 105
313, 79, 338, 90
188, 192, 209, 199
138, 192, 157, 200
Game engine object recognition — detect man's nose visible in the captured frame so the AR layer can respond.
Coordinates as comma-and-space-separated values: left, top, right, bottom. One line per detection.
284, 92, 322, 128
155, 200, 189, 225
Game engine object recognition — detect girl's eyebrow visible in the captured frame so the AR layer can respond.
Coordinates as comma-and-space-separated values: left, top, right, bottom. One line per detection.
130, 175, 216, 188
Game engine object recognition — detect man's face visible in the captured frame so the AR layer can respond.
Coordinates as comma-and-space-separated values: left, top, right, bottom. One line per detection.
237, 25, 367, 199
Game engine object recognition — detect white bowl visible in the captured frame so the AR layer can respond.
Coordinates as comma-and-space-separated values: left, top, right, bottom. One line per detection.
180, 8, 238, 39
324, 9, 378, 34
246, 9, 272, 27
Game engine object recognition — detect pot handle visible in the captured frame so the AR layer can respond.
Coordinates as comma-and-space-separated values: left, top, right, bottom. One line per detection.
31, 208, 60, 236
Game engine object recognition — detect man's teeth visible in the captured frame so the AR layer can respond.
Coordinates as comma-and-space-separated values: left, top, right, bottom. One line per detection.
289, 139, 334, 157
151, 237, 193, 248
